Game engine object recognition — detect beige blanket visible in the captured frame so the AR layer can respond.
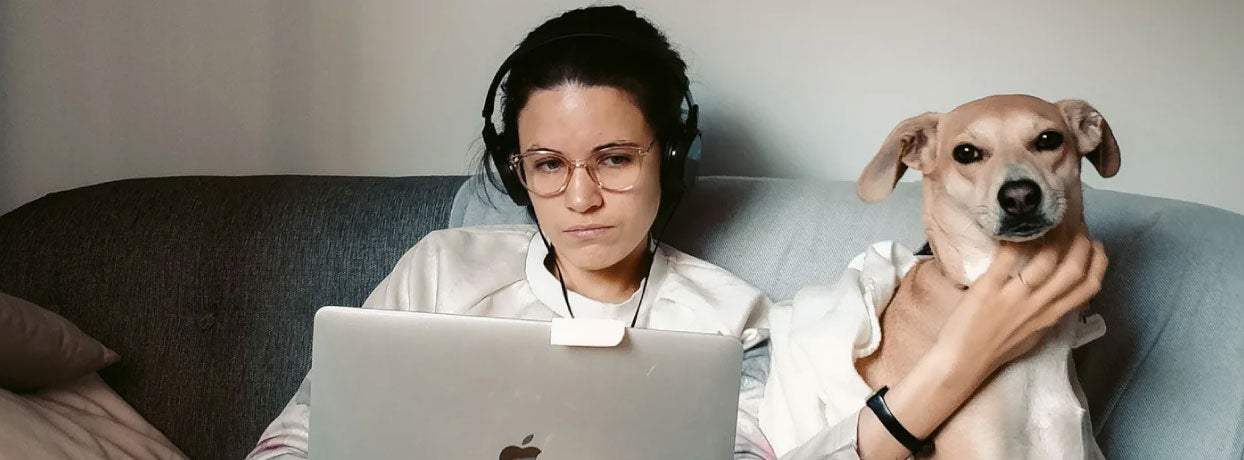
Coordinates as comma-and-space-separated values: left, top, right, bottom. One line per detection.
0, 373, 186, 460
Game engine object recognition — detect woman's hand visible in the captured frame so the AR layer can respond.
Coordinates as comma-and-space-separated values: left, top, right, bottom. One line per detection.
855, 236, 1108, 460
936, 235, 1109, 379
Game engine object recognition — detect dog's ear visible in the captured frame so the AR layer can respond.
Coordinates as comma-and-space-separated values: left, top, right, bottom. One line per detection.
858, 112, 941, 201
1056, 99, 1120, 178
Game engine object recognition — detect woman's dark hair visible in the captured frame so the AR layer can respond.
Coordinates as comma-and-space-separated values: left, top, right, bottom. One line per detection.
476, 5, 691, 206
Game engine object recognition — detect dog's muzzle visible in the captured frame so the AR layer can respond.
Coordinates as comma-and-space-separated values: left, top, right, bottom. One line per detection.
996, 179, 1053, 239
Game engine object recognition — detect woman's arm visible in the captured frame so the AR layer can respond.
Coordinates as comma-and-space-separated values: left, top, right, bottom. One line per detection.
856, 236, 1108, 460
246, 375, 313, 460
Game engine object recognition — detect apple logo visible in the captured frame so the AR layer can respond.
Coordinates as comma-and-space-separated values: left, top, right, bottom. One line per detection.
498, 434, 542, 460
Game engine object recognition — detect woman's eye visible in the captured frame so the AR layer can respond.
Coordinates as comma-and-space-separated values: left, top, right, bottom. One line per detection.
534, 158, 563, 172
953, 143, 984, 164
599, 154, 635, 167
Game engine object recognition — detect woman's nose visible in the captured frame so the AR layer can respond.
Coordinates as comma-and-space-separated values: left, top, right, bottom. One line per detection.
563, 166, 603, 213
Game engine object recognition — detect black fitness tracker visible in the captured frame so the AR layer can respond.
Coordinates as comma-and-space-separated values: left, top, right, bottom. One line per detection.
865, 386, 932, 455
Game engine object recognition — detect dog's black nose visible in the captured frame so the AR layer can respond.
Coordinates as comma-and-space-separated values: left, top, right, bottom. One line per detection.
998, 180, 1043, 216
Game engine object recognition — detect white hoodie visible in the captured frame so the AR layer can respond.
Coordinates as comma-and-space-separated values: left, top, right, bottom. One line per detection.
247, 225, 775, 459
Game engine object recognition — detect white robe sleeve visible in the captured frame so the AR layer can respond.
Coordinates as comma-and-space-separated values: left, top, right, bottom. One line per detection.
759, 242, 918, 459
361, 236, 441, 311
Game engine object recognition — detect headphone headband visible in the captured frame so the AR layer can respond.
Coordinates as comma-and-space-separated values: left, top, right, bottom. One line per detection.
481, 33, 694, 121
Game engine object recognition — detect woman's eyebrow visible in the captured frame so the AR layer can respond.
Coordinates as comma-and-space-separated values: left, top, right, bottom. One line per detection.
524, 145, 563, 154
592, 140, 643, 151
525, 140, 643, 154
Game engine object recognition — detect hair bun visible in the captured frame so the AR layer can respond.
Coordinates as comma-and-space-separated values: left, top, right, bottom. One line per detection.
522, 6, 682, 70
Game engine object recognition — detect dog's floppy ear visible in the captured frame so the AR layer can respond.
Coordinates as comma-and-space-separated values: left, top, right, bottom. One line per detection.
1056, 99, 1120, 178
858, 112, 941, 201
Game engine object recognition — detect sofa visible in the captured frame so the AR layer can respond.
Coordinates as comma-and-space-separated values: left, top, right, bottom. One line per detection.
1, 174, 1241, 459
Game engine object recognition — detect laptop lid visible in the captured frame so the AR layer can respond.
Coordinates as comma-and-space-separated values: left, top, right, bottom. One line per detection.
309, 307, 743, 460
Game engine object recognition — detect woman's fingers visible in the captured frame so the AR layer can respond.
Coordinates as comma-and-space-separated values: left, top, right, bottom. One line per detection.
942, 237, 1109, 375
1015, 240, 1060, 290
980, 242, 1023, 289
1027, 236, 1092, 306
1032, 239, 1107, 327
1054, 242, 1108, 311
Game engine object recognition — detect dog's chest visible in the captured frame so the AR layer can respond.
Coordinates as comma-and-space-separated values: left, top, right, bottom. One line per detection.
958, 316, 1101, 460
861, 259, 1101, 459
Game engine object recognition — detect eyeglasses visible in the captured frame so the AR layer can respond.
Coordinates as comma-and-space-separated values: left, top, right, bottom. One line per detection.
509, 140, 656, 197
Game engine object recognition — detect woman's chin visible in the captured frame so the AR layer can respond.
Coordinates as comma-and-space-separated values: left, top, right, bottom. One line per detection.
551, 229, 649, 272
556, 247, 626, 272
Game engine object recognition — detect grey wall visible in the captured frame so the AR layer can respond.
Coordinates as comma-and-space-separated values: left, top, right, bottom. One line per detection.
2, 0, 1242, 215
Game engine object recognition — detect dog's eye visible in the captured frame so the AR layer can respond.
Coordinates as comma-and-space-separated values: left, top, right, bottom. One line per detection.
1034, 131, 1064, 151
953, 144, 983, 164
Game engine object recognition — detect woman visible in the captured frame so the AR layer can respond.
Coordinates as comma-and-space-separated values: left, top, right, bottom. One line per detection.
247, 6, 773, 459
248, 5, 1107, 460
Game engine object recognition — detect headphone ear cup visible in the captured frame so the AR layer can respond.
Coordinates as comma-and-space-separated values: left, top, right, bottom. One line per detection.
484, 124, 531, 206
681, 132, 701, 191
677, 103, 701, 192
660, 142, 681, 196
499, 162, 530, 207
661, 101, 701, 195
659, 130, 700, 196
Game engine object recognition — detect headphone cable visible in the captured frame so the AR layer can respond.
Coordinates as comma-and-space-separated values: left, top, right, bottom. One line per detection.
538, 192, 682, 328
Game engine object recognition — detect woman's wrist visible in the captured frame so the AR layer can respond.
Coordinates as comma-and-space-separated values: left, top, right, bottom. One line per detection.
856, 330, 1001, 459
891, 343, 970, 437
931, 333, 995, 386
857, 340, 987, 459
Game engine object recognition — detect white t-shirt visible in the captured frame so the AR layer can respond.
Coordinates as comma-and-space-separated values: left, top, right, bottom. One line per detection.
247, 225, 775, 459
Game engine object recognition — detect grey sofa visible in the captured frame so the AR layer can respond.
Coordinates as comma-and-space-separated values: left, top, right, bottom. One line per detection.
1, 175, 1241, 459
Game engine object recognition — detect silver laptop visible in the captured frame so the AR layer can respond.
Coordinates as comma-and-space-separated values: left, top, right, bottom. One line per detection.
309, 307, 743, 459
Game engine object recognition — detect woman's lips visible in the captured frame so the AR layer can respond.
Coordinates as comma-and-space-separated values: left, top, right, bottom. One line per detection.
564, 225, 612, 239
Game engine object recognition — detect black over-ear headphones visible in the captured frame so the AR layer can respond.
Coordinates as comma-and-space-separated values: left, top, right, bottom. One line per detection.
481, 32, 701, 207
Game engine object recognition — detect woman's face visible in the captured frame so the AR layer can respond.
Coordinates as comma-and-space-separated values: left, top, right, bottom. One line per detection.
516, 84, 662, 272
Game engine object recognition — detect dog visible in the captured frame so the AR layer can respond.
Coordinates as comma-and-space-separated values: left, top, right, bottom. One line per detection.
854, 94, 1119, 459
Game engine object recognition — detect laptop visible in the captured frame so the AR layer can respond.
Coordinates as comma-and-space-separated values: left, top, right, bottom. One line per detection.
309, 307, 744, 460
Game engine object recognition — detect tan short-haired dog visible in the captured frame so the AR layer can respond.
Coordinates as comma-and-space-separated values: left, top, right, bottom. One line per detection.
856, 94, 1120, 458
